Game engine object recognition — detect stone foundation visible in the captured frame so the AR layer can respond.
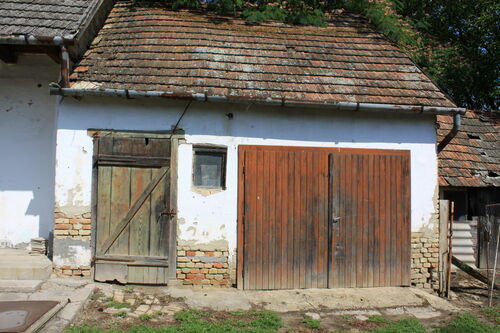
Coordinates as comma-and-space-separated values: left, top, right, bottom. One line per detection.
52, 210, 92, 277
53, 266, 91, 277
411, 232, 439, 290
176, 246, 231, 287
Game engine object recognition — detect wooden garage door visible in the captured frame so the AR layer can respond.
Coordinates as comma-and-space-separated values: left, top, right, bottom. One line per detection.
237, 146, 410, 290
93, 134, 174, 284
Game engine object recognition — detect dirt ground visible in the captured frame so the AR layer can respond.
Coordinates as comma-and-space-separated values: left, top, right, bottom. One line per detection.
69, 272, 498, 332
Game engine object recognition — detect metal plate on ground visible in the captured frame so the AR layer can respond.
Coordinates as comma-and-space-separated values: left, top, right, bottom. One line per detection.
0, 301, 59, 333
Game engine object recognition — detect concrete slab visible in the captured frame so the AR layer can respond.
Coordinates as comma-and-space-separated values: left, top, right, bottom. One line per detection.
0, 293, 30, 301
0, 249, 52, 280
409, 288, 460, 312
162, 286, 434, 313
0, 280, 43, 293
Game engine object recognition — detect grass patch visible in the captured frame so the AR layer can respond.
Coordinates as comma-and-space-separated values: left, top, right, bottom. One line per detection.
434, 313, 498, 333
123, 286, 134, 294
139, 313, 154, 322
368, 315, 392, 324
67, 309, 283, 333
90, 292, 105, 301
483, 307, 500, 324
371, 317, 426, 333
113, 311, 127, 318
302, 317, 321, 329
107, 301, 131, 309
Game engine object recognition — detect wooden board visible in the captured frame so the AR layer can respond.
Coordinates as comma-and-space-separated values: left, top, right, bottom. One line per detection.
94, 135, 172, 284
237, 145, 411, 289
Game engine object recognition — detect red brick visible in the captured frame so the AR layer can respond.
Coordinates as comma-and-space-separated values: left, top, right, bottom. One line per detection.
82, 225, 92, 230
80, 219, 91, 225
69, 219, 79, 224
186, 251, 196, 257
204, 251, 214, 257
186, 274, 205, 279
213, 264, 223, 268
55, 224, 71, 230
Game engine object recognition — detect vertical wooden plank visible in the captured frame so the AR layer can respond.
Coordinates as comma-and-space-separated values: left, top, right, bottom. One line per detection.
288, 151, 296, 289
362, 154, 370, 288
318, 152, 328, 288
301, 151, 312, 288
279, 151, 288, 289
167, 137, 177, 281
379, 156, 387, 286
349, 154, 358, 288
355, 155, 363, 287
373, 155, 381, 287
299, 151, 308, 289
275, 151, 283, 290
96, 167, 112, 252
337, 154, 346, 288
396, 156, 403, 285
389, 156, 397, 286
149, 168, 167, 257
439, 199, 450, 294
261, 150, 269, 290
311, 152, 320, 288
109, 166, 131, 255
237, 147, 246, 289
344, 154, 352, 288
403, 154, 411, 285
256, 150, 264, 289
268, 151, 276, 290
247, 150, 258, 290
293, 151, 301, 288
129, 168, 151, 256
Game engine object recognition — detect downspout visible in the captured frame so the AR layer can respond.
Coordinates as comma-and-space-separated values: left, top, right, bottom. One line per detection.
437, 113, 462, 153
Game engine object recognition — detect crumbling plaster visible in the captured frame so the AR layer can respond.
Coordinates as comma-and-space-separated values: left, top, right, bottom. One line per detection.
54, 97, 439, 270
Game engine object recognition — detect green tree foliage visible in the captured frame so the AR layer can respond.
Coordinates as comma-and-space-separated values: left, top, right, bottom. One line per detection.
162, 0, 499, 110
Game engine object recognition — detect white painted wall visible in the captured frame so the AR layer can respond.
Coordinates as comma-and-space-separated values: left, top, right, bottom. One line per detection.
55, 97, 438, 267
0, 55, 58, 247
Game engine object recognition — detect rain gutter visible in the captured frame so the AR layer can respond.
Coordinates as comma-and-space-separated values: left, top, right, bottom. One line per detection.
0, 34, 73, 87
49, 87, 466, 116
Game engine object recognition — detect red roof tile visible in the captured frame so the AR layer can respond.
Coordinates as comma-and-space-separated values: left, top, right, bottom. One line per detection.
438, 110, 500, 187
70, 0, 457, 108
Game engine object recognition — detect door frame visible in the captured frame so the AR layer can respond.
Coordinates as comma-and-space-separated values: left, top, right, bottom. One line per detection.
236, 145, 411, 289
89, 130, 181, 282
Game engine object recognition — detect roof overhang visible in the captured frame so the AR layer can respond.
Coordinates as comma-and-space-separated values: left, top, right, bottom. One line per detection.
49, 86, 466, 115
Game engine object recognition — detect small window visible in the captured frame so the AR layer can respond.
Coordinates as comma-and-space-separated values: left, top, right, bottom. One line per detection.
193, 147, 227, 189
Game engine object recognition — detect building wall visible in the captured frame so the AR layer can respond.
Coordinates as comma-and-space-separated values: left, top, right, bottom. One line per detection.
0, 55, 58, 248
54, 97, 440, 286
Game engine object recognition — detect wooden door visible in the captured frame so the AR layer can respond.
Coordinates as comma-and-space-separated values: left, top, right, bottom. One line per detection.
93, 134, 174, 284
329, 151, 411, 288
237, 146, 411, 289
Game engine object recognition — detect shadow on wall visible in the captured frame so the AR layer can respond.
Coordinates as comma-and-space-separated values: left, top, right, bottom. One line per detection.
57, 97, 437, 145
0, 55, 58, 246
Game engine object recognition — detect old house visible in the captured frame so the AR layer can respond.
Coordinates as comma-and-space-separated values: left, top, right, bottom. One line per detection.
438, 111, 500, 268
46, 0, 467, 290
0, 0, 112, 248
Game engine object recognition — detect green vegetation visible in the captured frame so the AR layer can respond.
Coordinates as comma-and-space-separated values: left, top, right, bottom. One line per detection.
368, 315, 392, 324
90, 292, 105, 301
67, 309, 283, 333
123, 286, 135, 294
302, 317, 321, 329
113, 311, 127, 318
139, 313, 154, 321
106, 301, 131, 309
483, 307, 500, 324
434, 313, 499, 333
371, 318, 426, 333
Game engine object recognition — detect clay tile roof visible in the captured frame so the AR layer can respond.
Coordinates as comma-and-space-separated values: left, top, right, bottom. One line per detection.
69, 0, 458, 108
438, 111, 500, 187
0, 0, 99, 37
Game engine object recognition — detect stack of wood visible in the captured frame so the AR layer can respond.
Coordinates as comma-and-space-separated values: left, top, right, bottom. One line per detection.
29, 238, 47, 255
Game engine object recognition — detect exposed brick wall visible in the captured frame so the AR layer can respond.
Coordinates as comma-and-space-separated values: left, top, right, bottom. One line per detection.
411, 232, 439, 290
53, 210, 92, 277
176, 246, 231, 287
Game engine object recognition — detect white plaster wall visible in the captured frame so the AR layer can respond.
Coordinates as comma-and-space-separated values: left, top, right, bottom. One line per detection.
0, 55, 58, 247
55, 97, 438, 266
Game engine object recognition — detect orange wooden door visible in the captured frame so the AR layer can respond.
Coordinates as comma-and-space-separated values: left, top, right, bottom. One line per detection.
237, 146, 411, 289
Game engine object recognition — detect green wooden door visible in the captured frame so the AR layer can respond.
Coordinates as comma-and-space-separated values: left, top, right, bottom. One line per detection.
93, 134, 173, 284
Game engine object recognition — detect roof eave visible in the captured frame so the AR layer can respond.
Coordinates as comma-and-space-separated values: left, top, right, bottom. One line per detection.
49, 86, 466, 115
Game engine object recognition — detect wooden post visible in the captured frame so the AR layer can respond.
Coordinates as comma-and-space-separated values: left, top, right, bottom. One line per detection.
446, 201, 454, 298
439, 200, 450, 296
489, 223, 500, 306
